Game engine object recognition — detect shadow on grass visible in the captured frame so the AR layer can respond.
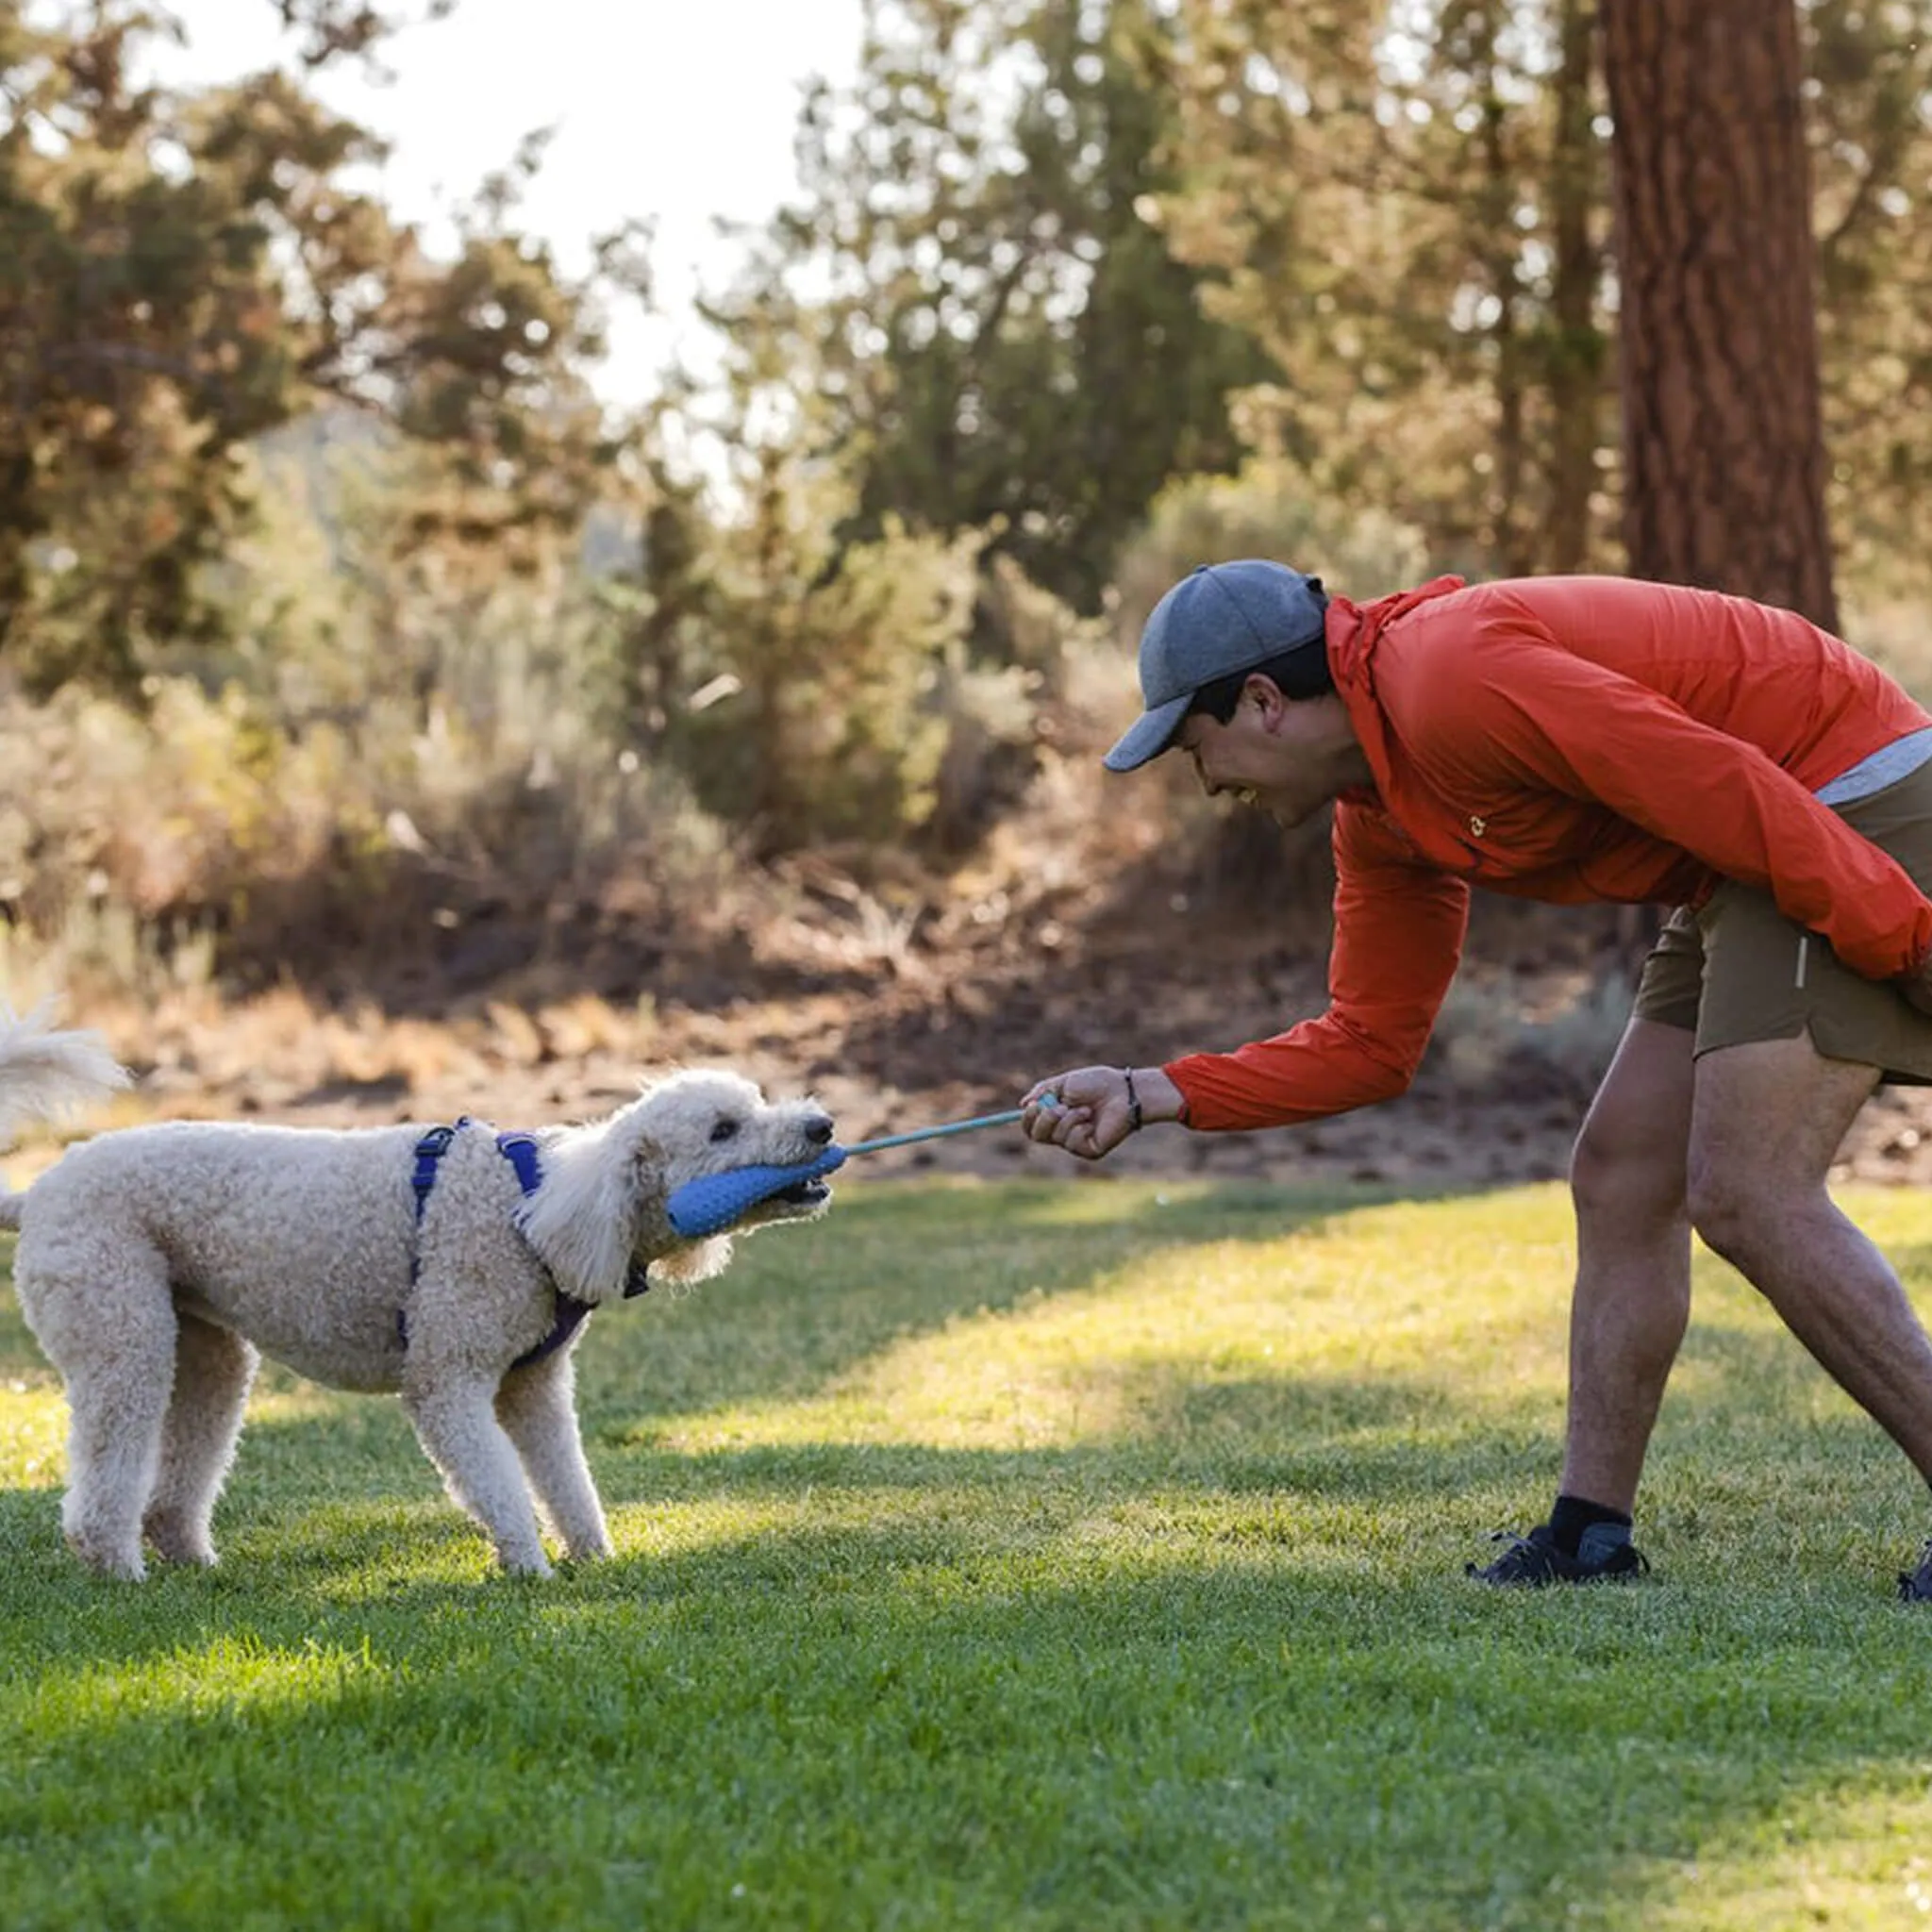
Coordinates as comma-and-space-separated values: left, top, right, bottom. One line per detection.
6, 1184, 1924, 1591
7, 1184, 1932, 1928
3, 1323, 1922, 1624
567, 1177, 1464, 1424
3, 1473, 1930, 1932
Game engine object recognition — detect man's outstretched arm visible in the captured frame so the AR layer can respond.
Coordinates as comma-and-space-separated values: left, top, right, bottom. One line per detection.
1023, 802, 1471, 1153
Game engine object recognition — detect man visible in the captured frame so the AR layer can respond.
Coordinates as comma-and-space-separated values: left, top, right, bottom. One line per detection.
1021, 560, 1932, 1598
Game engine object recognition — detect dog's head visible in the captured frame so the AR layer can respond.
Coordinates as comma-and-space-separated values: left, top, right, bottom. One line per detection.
516, 1068, 835, 1300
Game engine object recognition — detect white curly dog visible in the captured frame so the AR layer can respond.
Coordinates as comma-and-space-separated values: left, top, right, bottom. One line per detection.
0, 1005, 833, 1579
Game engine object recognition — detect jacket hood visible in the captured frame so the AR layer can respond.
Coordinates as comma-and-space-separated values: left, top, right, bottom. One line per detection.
1326, 575, 1467, 808
1327, 575, 1467, 695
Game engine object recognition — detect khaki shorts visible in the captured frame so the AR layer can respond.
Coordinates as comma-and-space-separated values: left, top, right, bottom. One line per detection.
1631, 758, 1932, 1082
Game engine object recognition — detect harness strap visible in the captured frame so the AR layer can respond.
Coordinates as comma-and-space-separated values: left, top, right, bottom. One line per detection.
494, 1127, 543, 1198
409, 1118, 471, 1271
491, 1128, 598, 1367
398, 1121, 624, 1369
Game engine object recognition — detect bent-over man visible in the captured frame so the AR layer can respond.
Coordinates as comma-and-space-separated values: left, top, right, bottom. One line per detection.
1023, 561, 1932, 1599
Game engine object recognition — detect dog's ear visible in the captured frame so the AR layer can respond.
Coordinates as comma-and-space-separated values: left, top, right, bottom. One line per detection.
625, 1128, 736, 1282
625, 1126, 670, 1242
631, 1126, 665, 1184
516, 1121, 656, 1303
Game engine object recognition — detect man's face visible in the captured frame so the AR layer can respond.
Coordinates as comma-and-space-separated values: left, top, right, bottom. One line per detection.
1172, 681, 1335, 828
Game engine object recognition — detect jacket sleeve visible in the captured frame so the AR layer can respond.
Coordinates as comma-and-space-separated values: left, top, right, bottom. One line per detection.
1456, 634, 1932, 981
1163, 801, 1470, 1131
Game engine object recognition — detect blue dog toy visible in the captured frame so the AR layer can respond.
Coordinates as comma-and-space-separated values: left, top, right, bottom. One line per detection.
666, 1104, 1052, 1238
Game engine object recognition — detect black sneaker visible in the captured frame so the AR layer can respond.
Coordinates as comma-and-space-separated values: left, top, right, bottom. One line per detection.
1466, 1524, 1650, 1588
1899, 1541, 1932, 1604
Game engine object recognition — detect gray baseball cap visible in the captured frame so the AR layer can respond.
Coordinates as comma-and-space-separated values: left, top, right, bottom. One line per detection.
1104, 560, 1331, 773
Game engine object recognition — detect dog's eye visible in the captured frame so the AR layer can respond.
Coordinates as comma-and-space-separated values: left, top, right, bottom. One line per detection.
709, 1118, 741, 1144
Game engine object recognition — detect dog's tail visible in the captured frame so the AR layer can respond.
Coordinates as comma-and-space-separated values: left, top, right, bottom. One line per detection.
0, 1001, 131, 1227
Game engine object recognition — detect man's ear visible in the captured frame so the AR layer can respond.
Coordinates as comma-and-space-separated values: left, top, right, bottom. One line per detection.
1243, 672, 1289, 728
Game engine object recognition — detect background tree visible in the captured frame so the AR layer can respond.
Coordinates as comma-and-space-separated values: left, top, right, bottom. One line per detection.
1603, 0, 1838, 626
1803, 0, 1932, 608
0, 0, 622, 698
701, 0, 1270, 619
1152, 0, 1617, 580
11, 0, 1932, 993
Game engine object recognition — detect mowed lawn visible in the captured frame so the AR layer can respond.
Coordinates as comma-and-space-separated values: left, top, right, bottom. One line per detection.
5, 1175, 1932, 1932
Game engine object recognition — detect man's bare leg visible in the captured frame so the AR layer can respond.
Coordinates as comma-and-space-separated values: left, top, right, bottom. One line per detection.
1688, 1033, 1932, 1488
1559, 1018, 1698, 1515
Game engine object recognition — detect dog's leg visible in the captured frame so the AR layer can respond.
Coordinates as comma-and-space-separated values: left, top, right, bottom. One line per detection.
24, 1254, 178, 1581
495, 1354, 612, 1561
403, 1373, 553, 1576
143, 1314, 258, 1567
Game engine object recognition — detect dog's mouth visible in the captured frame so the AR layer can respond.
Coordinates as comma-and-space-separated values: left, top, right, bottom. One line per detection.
739, 1173, 833, 1224
773, 1176, 831, 1209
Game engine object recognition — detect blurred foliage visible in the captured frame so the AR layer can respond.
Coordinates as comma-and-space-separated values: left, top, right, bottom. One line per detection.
642, 442, 988, 858
615, 362, 1063, 859
1806, 0, 1932, 597
5, 0, 1932, 992
1147, 0, 1619, 578
699, 0, 1271, 618
0, 0, 621, 698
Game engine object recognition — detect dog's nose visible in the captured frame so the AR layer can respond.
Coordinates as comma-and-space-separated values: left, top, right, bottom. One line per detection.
805, 1113, 835, 1145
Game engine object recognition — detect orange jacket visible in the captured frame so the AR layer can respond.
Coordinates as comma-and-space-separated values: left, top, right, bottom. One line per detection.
1166, 575, 1932, 1132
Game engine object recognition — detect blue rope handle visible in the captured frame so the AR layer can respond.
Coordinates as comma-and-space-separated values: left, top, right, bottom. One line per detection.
839, 1108, 1027, 1156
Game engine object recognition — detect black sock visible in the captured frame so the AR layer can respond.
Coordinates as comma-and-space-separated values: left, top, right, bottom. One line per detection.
1548, 1492, 1632, 1557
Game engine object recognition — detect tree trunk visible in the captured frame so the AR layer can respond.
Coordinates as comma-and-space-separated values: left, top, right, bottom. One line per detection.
1473, 9, 1535, 578
1603, 0, 1839, 630
1542, 0, 1602, 575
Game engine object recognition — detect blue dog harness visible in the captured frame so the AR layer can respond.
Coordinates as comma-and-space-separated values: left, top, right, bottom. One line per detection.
400, 1118, 645, 1369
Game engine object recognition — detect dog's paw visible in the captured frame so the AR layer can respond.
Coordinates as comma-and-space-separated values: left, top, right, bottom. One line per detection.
142, 1509, 219, 1567
495, 1545, 555, 1579
65, 1527, 146, 1581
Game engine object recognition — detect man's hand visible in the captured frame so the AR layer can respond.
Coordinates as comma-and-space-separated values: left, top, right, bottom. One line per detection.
1021, 1065, 1185, 1160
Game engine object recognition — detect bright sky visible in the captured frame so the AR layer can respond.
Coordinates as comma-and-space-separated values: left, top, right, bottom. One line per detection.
151, 0, 868, 400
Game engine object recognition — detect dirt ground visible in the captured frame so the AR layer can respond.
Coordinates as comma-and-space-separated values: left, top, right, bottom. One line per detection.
79, 882, 1932, 1202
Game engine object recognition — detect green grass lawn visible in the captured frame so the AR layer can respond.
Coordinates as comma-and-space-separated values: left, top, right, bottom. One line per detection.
5, 1175, 1932, 1931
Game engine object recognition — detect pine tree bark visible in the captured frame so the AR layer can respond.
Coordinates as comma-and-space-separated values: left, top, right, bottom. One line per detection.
1543, 0, 1602, 575
1603, 0, 1839, 629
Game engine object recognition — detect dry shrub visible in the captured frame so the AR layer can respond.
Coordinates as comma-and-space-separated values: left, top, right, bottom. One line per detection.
0, 682, 367, 996
1432, 966, 1634, 1103
1119, 457, 1434, 638
667, 499, 987, 855
1840, 595, 1932, 704
0, 600, 730, 997
0, 445, 1510, 1018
